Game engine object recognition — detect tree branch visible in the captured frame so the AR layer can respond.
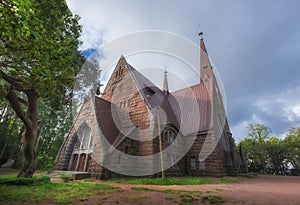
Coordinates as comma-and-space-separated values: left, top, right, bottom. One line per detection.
17, 97, 29, 106
0, 70, 23, 91
5, 88, 31, 129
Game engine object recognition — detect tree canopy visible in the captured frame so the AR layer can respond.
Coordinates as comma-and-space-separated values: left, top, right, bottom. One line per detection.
239, 123, 300, 175
0, 0, 84, 177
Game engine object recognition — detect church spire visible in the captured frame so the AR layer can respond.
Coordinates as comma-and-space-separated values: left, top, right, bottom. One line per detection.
162, 67, 169, 95
199, 32, 213, 84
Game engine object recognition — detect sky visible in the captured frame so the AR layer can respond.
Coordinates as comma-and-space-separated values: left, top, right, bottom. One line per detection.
66, 0, 300, 141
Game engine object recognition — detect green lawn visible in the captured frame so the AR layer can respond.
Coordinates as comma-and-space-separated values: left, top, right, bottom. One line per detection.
0, 176, 118, 204
108, 177, 236, 185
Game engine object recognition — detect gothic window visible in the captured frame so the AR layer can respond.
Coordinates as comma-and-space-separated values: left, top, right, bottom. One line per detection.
69, 123, 93, 172
116, 66, 123, 78
191, 157, 196, 169
82, 127, 91, 149
120, 102, 122, 108
199, 159, 205, 170
74, 136, 80, 150
127, 99, 131, 108
163, 129, 176, 143
123, 101, 126, 108
168, 154, 175, 167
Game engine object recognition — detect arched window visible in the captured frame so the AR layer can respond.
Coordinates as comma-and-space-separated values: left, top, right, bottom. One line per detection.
69, 123, 93, 172
163, 129, 176, 143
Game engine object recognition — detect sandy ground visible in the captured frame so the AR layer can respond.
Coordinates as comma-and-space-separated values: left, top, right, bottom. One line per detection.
1, 175, 299, 205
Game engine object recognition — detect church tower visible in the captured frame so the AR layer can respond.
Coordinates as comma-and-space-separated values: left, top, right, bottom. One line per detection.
162, 69, 169, 95
199, 32, 214, 92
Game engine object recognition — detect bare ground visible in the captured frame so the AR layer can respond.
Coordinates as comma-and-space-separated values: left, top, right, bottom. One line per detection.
1, 175, 299, 205
96, 175, 300, 205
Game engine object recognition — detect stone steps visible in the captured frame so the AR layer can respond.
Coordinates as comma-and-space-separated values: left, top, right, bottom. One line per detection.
49, 170, 91, 180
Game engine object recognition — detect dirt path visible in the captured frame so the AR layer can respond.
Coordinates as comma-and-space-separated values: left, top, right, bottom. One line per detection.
1, 175, 299, 204
95, 175, 300, 205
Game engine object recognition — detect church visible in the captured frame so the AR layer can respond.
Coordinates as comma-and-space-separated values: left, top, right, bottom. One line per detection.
55, 33, 246, 178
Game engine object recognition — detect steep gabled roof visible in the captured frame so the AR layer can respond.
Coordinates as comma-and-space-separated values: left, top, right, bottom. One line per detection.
170, 83, 212, 135
96, 51, 213, 143
94, 96, 135, 146
125, 60, 179, 127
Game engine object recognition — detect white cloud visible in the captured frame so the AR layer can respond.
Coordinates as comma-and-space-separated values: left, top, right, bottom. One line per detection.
231, 114, 265, 142
254, 86, 300, 123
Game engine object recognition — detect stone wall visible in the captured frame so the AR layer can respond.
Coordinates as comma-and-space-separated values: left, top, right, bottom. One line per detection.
55, 97, 103, 174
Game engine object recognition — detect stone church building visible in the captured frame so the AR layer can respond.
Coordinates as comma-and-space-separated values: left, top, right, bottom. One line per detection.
55, 34, 246, 178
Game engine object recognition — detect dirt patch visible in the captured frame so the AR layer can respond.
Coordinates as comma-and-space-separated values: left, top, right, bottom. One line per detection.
1, 175, 299, 204
95, 175, 300, 205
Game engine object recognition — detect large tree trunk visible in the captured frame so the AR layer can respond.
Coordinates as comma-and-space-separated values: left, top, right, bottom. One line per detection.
6, 89, 39, 178
18, 91, 39, 177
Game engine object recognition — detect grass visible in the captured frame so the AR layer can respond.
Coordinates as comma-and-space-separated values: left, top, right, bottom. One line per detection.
132, 187, 202, 195
201, 195, 226, 204
0, 175, 50, 185
109, 177, 236, 185
0, 178, 118, 204
132, 187, 226, 205
126, 194, 148, 202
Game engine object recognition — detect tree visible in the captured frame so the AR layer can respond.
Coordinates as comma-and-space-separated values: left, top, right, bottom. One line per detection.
265, 136, 286, 175
0, 0, 84, 177
36, 99, 73, 171
240, 123, 271, 173
284, 127, 300, 174
0, 101, 23, 165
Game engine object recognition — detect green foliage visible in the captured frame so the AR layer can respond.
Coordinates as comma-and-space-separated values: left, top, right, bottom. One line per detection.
0, 0, 84, 177
239, 124, 300, 175
180, 193, 198, 205
201, 195, 226, 204
0, 0, 84, 96
239, 123, 271, 173
109, 177, 236, 185
36, 99, 73, 171
0, 101, 23, 166
59, 173, 72, 181
0, 175, 50, 185
0, 180, 118, 203
284, 127, 300, 172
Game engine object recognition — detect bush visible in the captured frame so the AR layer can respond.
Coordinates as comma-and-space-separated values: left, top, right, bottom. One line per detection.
0, 176, 50, 185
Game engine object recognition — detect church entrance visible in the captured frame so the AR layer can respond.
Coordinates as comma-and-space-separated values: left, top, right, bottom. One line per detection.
69, 123, 93, 172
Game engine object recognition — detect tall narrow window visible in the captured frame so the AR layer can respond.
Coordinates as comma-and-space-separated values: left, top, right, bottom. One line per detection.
127, 99, 131, 108
199, 159, 205, 170
168, 155, 175, 167
119, 102, 122, 108
191, 157, 196, 169
168, 131, 175, 143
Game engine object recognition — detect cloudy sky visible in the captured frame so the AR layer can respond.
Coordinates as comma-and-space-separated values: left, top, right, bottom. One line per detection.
66, 0, 300, 141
